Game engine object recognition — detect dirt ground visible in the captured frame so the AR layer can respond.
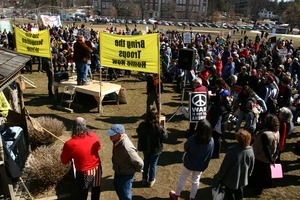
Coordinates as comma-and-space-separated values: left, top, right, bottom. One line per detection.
17, 23, 300, 200
20, 67, 300, 200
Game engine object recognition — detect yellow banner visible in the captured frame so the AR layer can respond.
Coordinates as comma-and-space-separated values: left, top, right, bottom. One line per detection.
15, 27, 51, 58
100, 32, 160, 74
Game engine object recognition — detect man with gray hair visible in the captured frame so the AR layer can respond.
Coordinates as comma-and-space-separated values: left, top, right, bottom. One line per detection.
107, 124, 144, 200
61, 117, 102, 200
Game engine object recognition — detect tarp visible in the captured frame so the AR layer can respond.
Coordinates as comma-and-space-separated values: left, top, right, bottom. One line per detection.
15, 27, 51, 58
100, 32, 160, 74
0, 91, 11, 117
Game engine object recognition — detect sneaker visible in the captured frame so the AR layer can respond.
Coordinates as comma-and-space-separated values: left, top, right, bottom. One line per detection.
169, 190, 179, 200
141, 179, 147, 186
148, 179, 156, 187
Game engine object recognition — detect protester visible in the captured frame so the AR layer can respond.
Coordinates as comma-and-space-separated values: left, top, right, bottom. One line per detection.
277, 107, 294, 162
42, 57, 54, 98
107, 124, 144, 200
243, 98, 262, 136
169, 119, 214, 200
56, 52, 67, 71
249, 114, 280, 188
146, 73, 163, 113
60, 117, 102, 200
188, 77, 208, 137
211, 89, 232, 158
222, 56, 235, 84
73, 33, 93, 85
277, 74, 293, 109
234, 85, 267, 133
215, 129, 254, 200
137, 108, 168, 187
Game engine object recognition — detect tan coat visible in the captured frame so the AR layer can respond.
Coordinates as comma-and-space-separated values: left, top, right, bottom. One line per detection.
252, 130, 280, 163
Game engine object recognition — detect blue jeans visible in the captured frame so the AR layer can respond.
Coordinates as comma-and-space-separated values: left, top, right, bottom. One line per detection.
142, 152, 160, 182
87, 64, 92, 79
114, 173, 134, 200
38, 57, 42, 71
75, 61, 88, 84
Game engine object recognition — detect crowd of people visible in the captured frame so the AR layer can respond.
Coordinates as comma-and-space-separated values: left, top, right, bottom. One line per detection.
1, 21, 300, 199
158, 27, 300, 199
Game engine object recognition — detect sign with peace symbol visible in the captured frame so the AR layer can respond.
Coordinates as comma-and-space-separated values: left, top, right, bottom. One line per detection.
189, 92, 207, 122
192, 93, 207, 106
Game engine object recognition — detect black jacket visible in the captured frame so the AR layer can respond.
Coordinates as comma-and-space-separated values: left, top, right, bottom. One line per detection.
137, 121, 168, 155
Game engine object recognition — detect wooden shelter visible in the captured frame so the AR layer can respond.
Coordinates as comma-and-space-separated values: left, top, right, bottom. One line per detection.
0, 47, 31, 199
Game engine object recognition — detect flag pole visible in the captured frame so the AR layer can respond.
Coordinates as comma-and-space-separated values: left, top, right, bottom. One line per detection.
99, 35, 103, 115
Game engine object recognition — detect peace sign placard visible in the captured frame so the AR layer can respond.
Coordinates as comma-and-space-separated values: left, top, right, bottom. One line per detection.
189, 92, 207, 122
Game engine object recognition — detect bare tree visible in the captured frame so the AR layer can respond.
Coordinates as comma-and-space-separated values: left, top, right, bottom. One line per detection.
109, 6, 118, 19
207, 0, 217, 18
139, 0, 147, 20
212, 11, 222, 23
23, 0, 49, 9
129, 3, 141, 19
111, 0, 122, 19
282, 1, 300, 31
248, 0, 270, 23
161, 0, 177, 21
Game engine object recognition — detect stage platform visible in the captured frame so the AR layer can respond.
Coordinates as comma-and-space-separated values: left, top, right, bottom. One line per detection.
54, 78, 122, 113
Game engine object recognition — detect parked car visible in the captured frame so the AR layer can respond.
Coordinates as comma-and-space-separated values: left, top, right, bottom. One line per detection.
209, 23, 220, 28
227, 25, 234, 29
28, 14, 37, 20
233, 25, 240, 30
245, 25, 253, 30
168, 21, 175, 26
202, 23, 211, 28
261, 25, 270, 30
221, 24, 227, 29
162, 21, 169, 26
196, 22, 203, 27
189, 22, 197, 27
176, 22, 183, 26
182, 22, 189, 27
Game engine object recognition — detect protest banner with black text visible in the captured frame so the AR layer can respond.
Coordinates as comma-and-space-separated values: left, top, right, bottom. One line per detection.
99, 32, 160, 74
15, 27, 51, 58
